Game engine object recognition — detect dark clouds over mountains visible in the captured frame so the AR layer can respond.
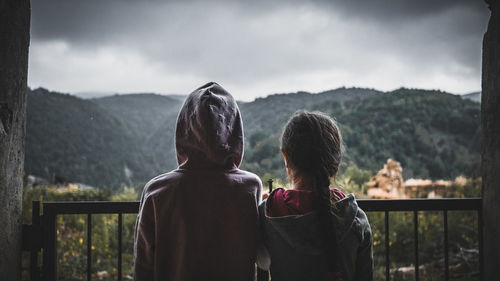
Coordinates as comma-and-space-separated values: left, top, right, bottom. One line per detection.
29, 0, 489, 100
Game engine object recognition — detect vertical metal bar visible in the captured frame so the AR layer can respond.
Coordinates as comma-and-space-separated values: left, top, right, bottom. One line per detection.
30, 201, 40, 281
259, 179, 272, 280
443, 210, 449, 281
414, 211, 419, 281
42, 205, 57, 281
118, 213, 123, 281
478, 209, 483, 281
87, 214, 92, 281
257, 268, 269, 281
257, 179, 273, 281
385, 211, 390, 281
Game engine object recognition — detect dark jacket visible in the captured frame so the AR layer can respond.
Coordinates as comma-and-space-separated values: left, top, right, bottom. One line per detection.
258, 191, 373, 281
134, 82, 262, 281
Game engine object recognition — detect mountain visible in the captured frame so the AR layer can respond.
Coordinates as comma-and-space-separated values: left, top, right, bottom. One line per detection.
93, 93, 183, 173
93, 93, 183, 142
316, 88, 481, 179
461, 92, 481, 103
25, 87, 481, 189
239, 87, 380, 134
25, 88, 159, 189
239, 88, 481, 180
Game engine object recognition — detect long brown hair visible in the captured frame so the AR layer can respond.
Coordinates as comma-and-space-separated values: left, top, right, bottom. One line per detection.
281, 110, 343, 272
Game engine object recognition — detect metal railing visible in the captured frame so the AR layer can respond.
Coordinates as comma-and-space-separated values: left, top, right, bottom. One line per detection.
23, 201, 138, 281
360, 198, 482, 281
23, 181, 482, 281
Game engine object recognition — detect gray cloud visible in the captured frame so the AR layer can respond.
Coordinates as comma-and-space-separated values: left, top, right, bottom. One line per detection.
32, 0, 487, 41
321, 0, 484, 19
29, 0, 490, 100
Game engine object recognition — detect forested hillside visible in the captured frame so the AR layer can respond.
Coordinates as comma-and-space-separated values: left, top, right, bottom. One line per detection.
93, 94, 182, 142
25, 88, 159, 188
93, 94, 182, 174
240, 88, 481, 180
25, 87, 480, 189
238, 87, 380, 134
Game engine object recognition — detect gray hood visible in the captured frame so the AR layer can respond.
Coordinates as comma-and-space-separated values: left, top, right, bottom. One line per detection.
264, 193, 361, 253
259, 193, 373, 281
175, 82, 244, 169
263, 210, 325, 255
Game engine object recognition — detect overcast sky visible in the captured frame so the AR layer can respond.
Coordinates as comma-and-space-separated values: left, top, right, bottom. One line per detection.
28, 0, 490, 101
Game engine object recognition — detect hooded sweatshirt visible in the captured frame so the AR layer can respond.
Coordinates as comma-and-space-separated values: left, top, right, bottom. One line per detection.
258, 188, 373, 281
134, 82, 262, 281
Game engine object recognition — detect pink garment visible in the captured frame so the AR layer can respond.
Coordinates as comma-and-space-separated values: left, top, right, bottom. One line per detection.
266, 188, 346, 217
134, 82, 262, 281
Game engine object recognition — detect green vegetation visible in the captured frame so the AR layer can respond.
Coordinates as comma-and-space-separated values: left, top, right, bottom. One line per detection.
330, 89, 481, 180
21, 179, 481, 281
26, 87, 480, 190
22, 186, 139, 281
25, 88, 158, 189
368, 210, 479, 281
241, 88, 480, 183
22, 86, 481, 280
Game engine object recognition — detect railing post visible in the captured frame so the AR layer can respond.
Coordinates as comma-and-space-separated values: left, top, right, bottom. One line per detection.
385, 211, 390, 281
257, 268, 269, 281
478, 208, 483, 281
42, 204, 57, 281
87, 214, 92, 281
443, 210, 449, 281
26, 201, 42, 281
414, 211, 419, 281
118, 213, 123, 281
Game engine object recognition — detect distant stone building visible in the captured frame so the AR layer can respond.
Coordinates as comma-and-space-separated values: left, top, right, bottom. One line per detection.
367, 158, 461, 199
367, 159, 404, 199
403, 178, 452, 198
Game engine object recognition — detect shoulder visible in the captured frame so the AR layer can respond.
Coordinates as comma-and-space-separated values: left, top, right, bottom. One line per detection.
229, 169, 263, 193
352, 197, 370, 230
234, 169, 263, 184
141, 170, 184, 199
136, 172, 182, 221
336, 194, 372, 241
258, 187, 284, 215
353, 202, 372, 241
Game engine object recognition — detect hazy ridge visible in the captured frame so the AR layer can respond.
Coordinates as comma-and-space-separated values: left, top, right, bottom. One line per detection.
25, 87, 480, 189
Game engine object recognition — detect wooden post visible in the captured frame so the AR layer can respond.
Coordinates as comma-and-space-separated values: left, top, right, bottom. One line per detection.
481, 0, 500, 280
0, 0, 31, 280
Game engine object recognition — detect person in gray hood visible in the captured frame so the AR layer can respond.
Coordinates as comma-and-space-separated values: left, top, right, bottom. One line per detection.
134, 82, 262, 281
257, 111, 373, 281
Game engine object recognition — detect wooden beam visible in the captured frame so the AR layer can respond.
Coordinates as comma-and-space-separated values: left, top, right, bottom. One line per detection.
481, 1, 500, 280
0, 0, 31, 280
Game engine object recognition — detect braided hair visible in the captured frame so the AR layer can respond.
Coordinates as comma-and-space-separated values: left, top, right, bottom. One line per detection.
281, 111, 343, 272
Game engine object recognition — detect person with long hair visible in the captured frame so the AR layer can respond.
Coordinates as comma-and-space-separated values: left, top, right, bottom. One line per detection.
257, 111, 373, 281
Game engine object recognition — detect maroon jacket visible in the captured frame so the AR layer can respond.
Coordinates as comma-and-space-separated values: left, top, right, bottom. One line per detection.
134, 82, 262, 281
